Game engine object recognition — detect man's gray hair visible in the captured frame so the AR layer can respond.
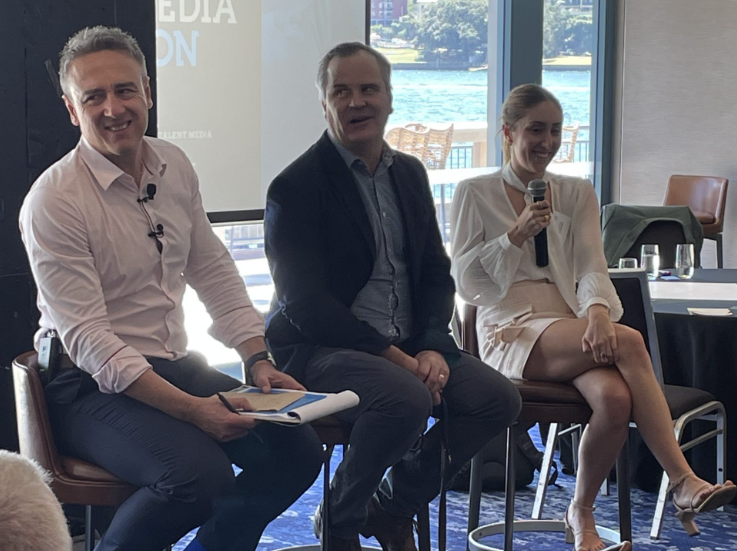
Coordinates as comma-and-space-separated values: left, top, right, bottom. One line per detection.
59, 26, 147, 97
316, 42, 392, 101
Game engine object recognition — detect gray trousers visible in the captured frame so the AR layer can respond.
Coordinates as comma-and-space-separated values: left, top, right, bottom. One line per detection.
304, 348, 522, 538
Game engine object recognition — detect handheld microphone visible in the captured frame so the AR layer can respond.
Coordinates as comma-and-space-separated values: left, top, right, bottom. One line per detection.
527, 179, 548, 267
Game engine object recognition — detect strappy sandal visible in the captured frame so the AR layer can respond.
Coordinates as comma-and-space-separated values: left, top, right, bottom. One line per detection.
669, 472, 737, 536
564, 500, 632, 551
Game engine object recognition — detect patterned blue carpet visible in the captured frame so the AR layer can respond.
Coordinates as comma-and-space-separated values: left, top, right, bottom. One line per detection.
173, 425, 737, 551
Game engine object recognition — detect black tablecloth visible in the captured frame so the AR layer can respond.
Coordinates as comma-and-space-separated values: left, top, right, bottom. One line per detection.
635, 270, 737, 489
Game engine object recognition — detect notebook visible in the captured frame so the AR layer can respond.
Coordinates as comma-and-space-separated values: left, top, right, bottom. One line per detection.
222, 386, 360, 425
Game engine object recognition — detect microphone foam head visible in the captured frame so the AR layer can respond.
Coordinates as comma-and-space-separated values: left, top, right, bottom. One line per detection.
527, 179, 547, 199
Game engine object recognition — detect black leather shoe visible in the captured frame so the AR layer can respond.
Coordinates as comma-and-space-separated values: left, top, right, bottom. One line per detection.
360, 496, 417, 551
313, 501, 362, 551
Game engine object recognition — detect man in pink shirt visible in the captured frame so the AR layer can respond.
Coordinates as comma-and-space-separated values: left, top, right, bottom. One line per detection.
19, 26, 322, 551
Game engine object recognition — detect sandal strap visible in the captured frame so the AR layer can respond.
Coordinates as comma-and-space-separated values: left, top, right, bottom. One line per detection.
667, 472, 694, 494
570, 499, 596, 513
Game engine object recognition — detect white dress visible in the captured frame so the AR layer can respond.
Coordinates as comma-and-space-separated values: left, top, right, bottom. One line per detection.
450, 164, 623, 379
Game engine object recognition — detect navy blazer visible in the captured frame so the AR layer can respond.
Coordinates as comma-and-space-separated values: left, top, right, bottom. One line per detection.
264, 131, 459, 382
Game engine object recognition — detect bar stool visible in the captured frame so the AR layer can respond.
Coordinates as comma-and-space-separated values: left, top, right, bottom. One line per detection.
456, 306, 632, 551
11, 352, 172, 551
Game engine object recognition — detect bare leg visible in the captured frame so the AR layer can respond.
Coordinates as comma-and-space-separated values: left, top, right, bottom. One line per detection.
565, 368, 631, 550
524, 318, 733, 540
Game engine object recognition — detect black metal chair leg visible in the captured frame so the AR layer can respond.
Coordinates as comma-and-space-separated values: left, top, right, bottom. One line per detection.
467, 451, 484, 540
322, 444, 334, 551
417, 504, 431, 551
504, 426, 516, 551
615, 440, 632, 543
85, 504, 94, 551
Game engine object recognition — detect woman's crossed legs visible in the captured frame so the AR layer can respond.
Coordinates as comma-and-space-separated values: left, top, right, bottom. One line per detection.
523, 318, 734, 550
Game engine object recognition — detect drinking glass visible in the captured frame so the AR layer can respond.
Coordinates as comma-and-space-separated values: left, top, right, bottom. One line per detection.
640, 244, 660, 279
618, 258, 638, 269
675, 244, 695, 279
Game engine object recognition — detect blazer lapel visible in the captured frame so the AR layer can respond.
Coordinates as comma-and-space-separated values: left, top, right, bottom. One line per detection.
316, 132, 376, 258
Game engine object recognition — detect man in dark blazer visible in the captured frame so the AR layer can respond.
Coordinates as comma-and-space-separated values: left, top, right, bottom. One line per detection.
265, 43, 521, 551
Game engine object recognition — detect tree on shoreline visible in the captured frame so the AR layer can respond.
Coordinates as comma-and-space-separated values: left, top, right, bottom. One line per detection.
544, 0, 593, 58
412, 0, 488, 64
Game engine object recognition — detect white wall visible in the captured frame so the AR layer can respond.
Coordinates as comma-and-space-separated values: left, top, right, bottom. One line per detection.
156, 1, 366, 214
615, 0, 737, 267
261, 1, 365, 201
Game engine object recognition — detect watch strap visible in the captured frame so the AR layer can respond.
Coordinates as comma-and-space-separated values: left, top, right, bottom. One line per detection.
244, 350, 275, 385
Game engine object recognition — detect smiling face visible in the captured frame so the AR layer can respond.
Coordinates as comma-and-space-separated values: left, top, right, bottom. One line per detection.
503, 100, 563, 181
322, 50, 392, 157
63, 49, 152, 171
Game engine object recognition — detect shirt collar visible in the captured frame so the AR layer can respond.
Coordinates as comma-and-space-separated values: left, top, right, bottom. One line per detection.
78, 136, 167, 191
328, 131, 396, 171
501, 163, 550, 195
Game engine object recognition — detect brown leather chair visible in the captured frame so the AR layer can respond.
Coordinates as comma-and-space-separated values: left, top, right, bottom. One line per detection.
664, 175, 728, 267
12, 352, 140, 551
458, 304, 632, 551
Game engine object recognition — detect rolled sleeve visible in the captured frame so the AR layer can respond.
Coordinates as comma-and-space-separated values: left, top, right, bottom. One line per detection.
92, 347, 152, 394
576, 272, 624, 321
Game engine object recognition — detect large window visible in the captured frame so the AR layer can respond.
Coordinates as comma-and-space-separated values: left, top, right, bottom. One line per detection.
371, 0, 501, 247
542, 0, 596, 181
183, 222, 270, 368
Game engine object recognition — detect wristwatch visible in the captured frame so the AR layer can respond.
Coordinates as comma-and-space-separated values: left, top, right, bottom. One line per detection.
244, 350, 276, 385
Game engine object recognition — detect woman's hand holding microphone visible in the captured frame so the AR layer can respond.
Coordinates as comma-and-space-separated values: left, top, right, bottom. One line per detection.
507, 200, 552, 248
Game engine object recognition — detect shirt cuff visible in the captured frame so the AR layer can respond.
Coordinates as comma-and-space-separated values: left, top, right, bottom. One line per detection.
498, 232, 516, 251
91, 347, 152, 394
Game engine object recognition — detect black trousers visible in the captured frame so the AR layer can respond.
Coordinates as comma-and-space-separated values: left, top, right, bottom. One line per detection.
46, 355, 323, 551
304, 349, 522, 538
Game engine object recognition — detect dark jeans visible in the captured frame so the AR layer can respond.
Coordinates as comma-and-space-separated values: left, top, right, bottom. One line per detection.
304, 348, 522, 538
46, 355, 323, 551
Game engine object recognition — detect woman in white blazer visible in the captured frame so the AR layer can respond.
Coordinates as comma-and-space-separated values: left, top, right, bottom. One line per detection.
450, 83, 734, 551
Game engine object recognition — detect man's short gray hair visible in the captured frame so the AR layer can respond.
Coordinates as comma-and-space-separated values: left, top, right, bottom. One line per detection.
316, 42, 392, 102
59, 26, 147, 97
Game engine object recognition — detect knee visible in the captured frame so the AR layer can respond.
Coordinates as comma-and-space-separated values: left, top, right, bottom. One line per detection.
381, 377, 433, 428
615, 325, 650, 369
156, 453, 236, 522
465, 367, 522, 427
488, 377, 522, 428
590, 378, 632, 425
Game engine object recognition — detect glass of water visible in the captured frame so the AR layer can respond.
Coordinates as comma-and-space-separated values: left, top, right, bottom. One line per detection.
618, 258, 638, 269
640, 244, 660, 279
675, 244, 695, 279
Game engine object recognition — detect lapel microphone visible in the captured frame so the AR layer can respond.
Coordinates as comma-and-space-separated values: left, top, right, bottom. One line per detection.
136, 183, 163, 253
137, 183, 157, 203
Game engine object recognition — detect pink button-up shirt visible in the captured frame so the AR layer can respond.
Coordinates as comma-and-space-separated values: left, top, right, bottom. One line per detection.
20, 137, 264, 394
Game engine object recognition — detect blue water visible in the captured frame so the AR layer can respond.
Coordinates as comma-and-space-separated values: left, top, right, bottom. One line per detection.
389, 69, 591, 132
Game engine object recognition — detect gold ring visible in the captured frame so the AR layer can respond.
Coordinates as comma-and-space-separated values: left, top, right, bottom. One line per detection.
544, 214, 550, 222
